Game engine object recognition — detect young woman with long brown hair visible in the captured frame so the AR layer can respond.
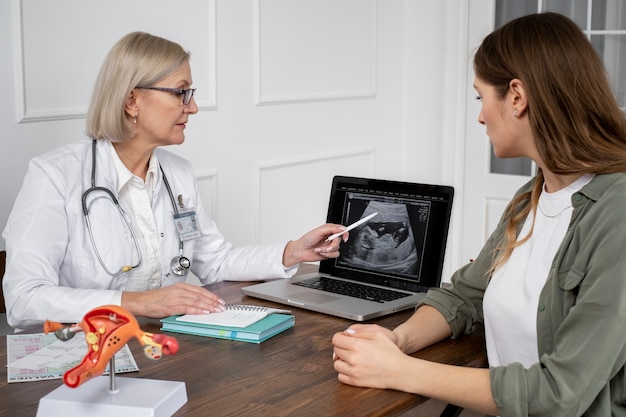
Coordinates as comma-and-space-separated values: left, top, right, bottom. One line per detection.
332, 13, 626, 416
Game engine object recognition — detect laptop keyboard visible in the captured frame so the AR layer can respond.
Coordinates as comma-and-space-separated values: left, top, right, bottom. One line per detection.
292, 276, 411, 303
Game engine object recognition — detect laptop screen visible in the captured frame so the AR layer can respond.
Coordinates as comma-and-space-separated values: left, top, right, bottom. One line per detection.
320, 176, 454, 293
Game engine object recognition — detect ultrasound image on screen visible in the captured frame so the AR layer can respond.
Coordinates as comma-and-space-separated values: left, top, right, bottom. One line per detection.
337, 193, 430, 279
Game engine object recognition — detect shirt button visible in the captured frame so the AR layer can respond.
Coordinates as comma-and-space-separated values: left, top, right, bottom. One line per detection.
538, 304, 545, 311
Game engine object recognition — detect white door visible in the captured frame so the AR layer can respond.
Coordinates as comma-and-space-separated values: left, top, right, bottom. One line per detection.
460, 0, 534, 264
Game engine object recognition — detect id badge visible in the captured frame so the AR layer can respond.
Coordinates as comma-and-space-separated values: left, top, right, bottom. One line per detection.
173, 208, 201, 241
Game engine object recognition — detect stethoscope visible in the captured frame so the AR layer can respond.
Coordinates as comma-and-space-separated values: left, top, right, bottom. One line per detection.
82, 139, 190, 277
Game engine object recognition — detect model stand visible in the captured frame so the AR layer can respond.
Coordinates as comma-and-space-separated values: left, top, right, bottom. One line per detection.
36, 306, 186, 417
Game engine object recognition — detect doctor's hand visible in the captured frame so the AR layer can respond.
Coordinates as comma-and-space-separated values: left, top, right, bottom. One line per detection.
332, 324, 408, 390
282, 223, 348, 267
121, 282, 226, 318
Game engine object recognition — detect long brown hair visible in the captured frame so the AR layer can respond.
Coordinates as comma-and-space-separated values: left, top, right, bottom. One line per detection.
473, 12, 626, 273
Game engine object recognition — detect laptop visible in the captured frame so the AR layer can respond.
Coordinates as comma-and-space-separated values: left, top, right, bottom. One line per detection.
242, 175, 454, 321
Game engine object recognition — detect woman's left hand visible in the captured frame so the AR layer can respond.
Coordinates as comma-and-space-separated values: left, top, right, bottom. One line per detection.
282, 223, 347, 267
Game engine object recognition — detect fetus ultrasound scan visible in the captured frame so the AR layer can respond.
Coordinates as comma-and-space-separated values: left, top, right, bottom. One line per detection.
337, 195, 430, 279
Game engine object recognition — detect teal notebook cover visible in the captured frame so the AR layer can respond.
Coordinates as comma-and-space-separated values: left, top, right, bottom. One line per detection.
160, 313, 295, 343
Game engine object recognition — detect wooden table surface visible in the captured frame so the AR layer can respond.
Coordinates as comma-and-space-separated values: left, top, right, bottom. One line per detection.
0, 268, 486, 417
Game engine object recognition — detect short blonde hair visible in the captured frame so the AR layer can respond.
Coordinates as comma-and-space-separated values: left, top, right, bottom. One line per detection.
85, 32, 190, 141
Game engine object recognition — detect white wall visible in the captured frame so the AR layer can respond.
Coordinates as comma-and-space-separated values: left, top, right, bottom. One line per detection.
0, 0, 466, 279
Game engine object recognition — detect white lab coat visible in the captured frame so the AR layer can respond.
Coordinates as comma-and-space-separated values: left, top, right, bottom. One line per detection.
2, 139, 293, 328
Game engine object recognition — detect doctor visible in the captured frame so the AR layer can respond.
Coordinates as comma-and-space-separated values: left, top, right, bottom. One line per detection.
2, 32, 346, 329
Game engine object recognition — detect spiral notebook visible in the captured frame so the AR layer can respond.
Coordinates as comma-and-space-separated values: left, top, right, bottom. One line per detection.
175, 304, 292, 328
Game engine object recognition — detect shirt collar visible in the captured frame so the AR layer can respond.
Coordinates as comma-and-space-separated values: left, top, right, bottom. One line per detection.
106, 140, 159, 194
577, 173, 619, 203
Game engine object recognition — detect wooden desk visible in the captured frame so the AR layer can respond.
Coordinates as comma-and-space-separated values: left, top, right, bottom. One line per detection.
0, 271, 486, 417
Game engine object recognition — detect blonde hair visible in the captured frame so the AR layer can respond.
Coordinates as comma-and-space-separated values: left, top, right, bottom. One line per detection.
474, 13, 626, 273
85, 32, 190, 141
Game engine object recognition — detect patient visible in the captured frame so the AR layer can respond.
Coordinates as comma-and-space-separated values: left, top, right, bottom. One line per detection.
332, 13, 626, 416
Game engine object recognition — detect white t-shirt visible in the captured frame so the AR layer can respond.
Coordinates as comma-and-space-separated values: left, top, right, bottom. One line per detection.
483, 174, 593, 368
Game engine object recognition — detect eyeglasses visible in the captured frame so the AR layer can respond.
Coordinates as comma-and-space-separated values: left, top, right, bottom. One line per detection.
136, 86, 197, 105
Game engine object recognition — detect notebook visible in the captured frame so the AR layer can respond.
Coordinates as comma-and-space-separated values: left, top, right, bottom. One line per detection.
175, 304, 292, 328
161, 313, 294, 344
242, 175, 454, 321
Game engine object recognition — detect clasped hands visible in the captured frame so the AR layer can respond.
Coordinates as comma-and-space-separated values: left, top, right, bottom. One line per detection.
332, 324, 409, 391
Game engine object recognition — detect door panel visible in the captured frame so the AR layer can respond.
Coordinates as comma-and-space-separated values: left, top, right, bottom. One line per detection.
461, 0, 533, 264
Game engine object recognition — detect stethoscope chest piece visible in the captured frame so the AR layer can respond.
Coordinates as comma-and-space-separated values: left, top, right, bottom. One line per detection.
170, 255, 191, 276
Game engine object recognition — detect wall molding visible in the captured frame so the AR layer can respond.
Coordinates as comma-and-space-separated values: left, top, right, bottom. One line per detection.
253, 147, 375, 242
13, 0, 217, 124
195, 168, 218, 221
252, 0, 378, 106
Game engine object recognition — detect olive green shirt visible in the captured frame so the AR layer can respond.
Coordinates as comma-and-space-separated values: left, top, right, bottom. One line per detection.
421, 173, 626, 416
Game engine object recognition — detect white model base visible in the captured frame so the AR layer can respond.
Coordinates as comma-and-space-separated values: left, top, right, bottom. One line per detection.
36, 376, 187, 417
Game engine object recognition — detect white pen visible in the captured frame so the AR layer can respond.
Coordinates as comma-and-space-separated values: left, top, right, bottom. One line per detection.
325, 212, 379, 242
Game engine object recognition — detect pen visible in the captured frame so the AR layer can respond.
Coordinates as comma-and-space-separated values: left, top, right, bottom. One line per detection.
325, 212, 379, 242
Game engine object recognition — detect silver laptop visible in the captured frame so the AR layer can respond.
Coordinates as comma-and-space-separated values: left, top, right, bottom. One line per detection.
242, 176, 454, 321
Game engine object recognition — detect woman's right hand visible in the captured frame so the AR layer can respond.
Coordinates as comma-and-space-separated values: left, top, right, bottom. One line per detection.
121, 282, 226, 318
